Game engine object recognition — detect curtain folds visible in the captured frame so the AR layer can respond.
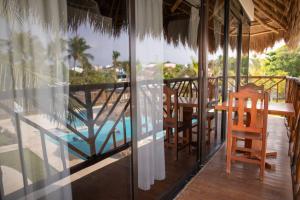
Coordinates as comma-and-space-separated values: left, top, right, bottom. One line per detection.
0, 0, 71, 199
135, 0, 165, 191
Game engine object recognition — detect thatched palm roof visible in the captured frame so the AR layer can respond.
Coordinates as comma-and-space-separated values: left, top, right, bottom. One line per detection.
1, 0, 299, 53
249, 0, 300, 52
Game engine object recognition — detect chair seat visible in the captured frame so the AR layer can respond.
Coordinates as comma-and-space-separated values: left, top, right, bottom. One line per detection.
232, 131, 262, 140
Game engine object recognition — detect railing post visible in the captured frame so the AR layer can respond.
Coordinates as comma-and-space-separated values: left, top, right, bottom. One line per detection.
0, 164, 4, 199
40, 132, 51, 177
85, 89, 96, 156
190, 80, 193, 98
276, 83, 279, 102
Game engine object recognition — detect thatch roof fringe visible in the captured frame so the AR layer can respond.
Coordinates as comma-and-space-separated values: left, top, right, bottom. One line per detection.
250, 0, 300, 52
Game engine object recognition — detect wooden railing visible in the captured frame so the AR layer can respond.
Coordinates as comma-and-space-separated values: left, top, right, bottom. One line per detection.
68, 83, 131, 158
0, 82, 131, 198
164, 76, 287, 102
285, 77, 300, 199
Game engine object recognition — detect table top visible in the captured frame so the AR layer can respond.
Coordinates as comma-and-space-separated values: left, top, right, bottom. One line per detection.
215, 101, 295, 117
177, 97, 198, 107
172, 97, 295, 117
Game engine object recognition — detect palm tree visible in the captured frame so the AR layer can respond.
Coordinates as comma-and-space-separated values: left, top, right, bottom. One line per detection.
112, 50, 120, 67
68, 36, 94, 71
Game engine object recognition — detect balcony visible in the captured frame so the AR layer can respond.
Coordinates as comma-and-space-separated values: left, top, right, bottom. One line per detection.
0, 75, 298, 200
177, 115, 293, 200
1, 0, 300, 199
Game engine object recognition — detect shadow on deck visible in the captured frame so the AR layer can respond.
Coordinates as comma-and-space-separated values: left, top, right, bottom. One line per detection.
176, 116, 293, 200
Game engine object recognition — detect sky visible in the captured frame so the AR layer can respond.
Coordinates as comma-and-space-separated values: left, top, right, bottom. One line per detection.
72, 24, 198, 66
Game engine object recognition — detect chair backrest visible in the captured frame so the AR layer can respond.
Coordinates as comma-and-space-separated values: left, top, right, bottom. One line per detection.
240, 83, 264, 93
208, 79, 218, 101
228, 87, 269, 134
163, 86, 178, 128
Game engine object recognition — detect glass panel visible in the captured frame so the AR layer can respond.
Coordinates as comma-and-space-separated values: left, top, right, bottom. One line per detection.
0, 0, 131, 199
207, 0, 224, 152
135, 0, 201, 198
241, 22, 250, 85
135, 0, 165, 197
228, 12, 239, 92
163, 0, 200, 192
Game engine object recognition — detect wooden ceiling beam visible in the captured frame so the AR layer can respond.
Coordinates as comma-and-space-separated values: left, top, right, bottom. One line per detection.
253, 0, 287, 31
250, 30, 275, 36
164, 1, 189, 15
276, 0, 286, 8
262, 0, 285, 15
171, 0, 183, 13
208, 0, 224, 20
254, 12, 279, 34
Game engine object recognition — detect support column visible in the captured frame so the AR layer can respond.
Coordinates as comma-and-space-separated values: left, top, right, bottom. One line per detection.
198, 0, 208, 164
221, 0, 230, 142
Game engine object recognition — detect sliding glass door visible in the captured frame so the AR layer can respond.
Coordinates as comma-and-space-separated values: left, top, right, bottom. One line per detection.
0, 0, 132, 199
131, 0, 201, 199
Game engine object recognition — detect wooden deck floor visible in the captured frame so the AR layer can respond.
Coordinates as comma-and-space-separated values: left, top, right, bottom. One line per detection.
176, 116, 293, 200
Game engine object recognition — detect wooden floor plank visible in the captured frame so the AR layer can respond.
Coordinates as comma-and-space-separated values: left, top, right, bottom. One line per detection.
176, 116, 293, 200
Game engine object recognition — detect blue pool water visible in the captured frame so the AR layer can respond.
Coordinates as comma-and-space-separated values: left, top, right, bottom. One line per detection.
51, 117, 132, 159
51, 117, 197, 160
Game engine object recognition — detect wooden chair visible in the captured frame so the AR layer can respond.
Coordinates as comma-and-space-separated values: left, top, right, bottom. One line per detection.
240, 83, 264, 93
226, 87, 269, 179
206, 80, 219, 143
237, 83, 265, 140
192, 80, 219, 144
163, 86, 190, 160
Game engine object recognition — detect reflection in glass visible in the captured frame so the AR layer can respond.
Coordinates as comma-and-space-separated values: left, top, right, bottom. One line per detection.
228, 13, 239, 92
0, 0, 131, 199
207, 0, 225, 151
241, 23, 250, 84
135, 0, 165, 191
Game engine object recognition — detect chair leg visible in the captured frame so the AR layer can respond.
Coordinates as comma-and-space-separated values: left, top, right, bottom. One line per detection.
226, 134, 232, 174
175, 130, 178, 160
232, 137, 237, 162
166, 128, 170, 144
214, 112, 218, 139
207, 118, 212, 144
188, 128, 191, 154
260, 137, 267, 180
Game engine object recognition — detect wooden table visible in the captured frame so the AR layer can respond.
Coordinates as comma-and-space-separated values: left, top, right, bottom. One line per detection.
215, 101, 295, 169
176, 97, 217, 144
176, 97, 199, 141
215, 101, 295, 117
177, 97, 198, 107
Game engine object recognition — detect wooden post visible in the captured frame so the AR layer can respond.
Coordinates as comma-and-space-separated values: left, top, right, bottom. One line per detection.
236, 22, 242, 92
198, 0, 208, 163
85, 89, 96, 156
129, 0, 138, 198
221, 0, 230, 142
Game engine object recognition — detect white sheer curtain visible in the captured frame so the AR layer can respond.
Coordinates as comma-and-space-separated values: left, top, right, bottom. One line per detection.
135, 0, 165, 191
0, 0, 71, 199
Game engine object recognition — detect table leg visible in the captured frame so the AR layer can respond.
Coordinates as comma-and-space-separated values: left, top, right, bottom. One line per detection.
182, 107, 193, 153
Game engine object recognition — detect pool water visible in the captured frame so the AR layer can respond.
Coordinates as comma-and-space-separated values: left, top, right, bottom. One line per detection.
51, 117, 132, 159
51, 117, 197, 160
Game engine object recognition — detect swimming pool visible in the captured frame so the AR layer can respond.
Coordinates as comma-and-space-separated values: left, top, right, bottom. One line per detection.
50, 117, 132, 159
50, 117, 196, 160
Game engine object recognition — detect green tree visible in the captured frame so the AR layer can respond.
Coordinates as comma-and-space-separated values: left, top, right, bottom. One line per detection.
264, 45, 300, 77
68, 36, 94, 71
112, 50, 120, 67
